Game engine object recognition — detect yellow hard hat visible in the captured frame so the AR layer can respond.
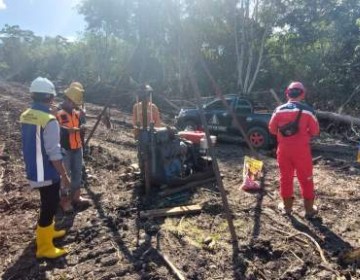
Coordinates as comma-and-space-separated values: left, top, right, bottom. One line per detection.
64, 86, 83, 106
69, 82, 84, 91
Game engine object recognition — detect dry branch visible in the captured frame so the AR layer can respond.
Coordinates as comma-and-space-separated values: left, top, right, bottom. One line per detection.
268, 224, 328, 264
155, 249, 186, 280
292, 231, 328, 265
312, 156, 322, 164
263, 210, 343, 277
140, 204, 201, 218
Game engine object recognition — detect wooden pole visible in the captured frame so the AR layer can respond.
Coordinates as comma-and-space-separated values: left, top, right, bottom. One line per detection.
84, 102, 111, 147
188, 67, 238, 248
201, 61, 258, 158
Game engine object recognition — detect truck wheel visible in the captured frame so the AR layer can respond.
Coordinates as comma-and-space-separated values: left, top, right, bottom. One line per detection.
181, 120, 198, 131
247, 127, 269, 149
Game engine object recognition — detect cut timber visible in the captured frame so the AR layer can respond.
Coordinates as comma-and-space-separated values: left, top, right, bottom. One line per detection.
316, 110, 360, 126
140, 204, 201, 218
159, 177, 216, 197
311, 142, 357, 156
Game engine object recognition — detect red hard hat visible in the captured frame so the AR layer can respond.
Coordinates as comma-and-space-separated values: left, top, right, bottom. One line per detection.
285, 81, 306, 98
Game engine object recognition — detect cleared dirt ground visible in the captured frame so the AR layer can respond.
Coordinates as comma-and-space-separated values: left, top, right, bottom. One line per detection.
0, 82, 359, 280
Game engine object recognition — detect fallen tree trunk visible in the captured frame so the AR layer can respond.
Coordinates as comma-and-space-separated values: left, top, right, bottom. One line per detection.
316, 110, 360, 126
311, 142, 357, 156
269, 89, 360, 126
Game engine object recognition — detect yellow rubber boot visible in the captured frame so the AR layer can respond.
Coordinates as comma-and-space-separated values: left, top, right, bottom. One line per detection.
36, 224, 67, 259
50, 221, 66, 239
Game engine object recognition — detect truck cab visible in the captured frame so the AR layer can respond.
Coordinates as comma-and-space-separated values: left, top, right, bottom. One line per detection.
175, 95, 275, 149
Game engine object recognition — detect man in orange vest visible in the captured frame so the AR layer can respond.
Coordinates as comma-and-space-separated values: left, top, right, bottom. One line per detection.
68, 82, 87, 148
132, 84, 161, 134
57, 83, 90, 213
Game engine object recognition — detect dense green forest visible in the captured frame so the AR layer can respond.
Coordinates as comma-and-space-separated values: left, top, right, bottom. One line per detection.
1, 0, 360, 109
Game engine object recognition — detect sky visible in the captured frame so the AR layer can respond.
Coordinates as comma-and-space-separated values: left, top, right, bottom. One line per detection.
0, 0, 86, 39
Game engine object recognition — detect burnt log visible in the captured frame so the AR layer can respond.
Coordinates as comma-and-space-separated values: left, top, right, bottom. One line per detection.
269, 89, 360, 126
316, 110, 360, 126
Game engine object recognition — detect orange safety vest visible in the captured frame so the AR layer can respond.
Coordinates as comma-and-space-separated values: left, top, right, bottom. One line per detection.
57, 109, 82, 150
132, 102, 161, 128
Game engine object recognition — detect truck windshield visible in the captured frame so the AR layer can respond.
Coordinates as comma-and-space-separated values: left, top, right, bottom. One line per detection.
205, 98, 233, 111
235, 99, 252, 114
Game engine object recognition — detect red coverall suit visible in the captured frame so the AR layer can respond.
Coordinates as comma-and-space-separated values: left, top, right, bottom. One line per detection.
269, 101, 319, 200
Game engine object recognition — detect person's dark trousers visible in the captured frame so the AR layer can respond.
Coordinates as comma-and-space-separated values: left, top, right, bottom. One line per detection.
37, 181, 60, 227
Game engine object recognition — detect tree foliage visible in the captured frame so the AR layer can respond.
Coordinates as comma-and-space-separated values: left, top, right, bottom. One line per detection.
1, 0, 360, 110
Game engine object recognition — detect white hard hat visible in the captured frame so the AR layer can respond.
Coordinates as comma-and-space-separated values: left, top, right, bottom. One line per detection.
30, 77, 56, 96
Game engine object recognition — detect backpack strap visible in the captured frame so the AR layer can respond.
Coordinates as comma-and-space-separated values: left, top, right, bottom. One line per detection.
294, 108, 302, 123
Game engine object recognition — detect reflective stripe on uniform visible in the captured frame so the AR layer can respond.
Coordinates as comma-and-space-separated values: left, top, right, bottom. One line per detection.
57, 110, 82, 149
20, 106, 59, 184
36, 125, 44, 181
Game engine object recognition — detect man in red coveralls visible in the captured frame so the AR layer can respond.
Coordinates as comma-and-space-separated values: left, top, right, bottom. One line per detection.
269, 81, 320, 218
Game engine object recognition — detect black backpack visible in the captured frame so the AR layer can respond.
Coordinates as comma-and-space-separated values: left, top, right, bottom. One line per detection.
278, 109, 302, 137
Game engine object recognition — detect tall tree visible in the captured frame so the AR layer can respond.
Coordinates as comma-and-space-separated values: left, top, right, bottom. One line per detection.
78, 0, 181, 86
267, 0, 360, 104
0, 25, 41, 81
233, 0, 279, 95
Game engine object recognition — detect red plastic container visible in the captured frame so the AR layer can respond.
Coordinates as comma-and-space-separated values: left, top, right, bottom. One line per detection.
178, 131, 205, 144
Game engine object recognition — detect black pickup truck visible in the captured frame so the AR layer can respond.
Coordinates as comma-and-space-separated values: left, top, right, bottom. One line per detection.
175, 94, 275, 149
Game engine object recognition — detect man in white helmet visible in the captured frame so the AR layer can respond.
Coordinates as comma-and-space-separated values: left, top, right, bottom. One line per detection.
20, 77, 71, 259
